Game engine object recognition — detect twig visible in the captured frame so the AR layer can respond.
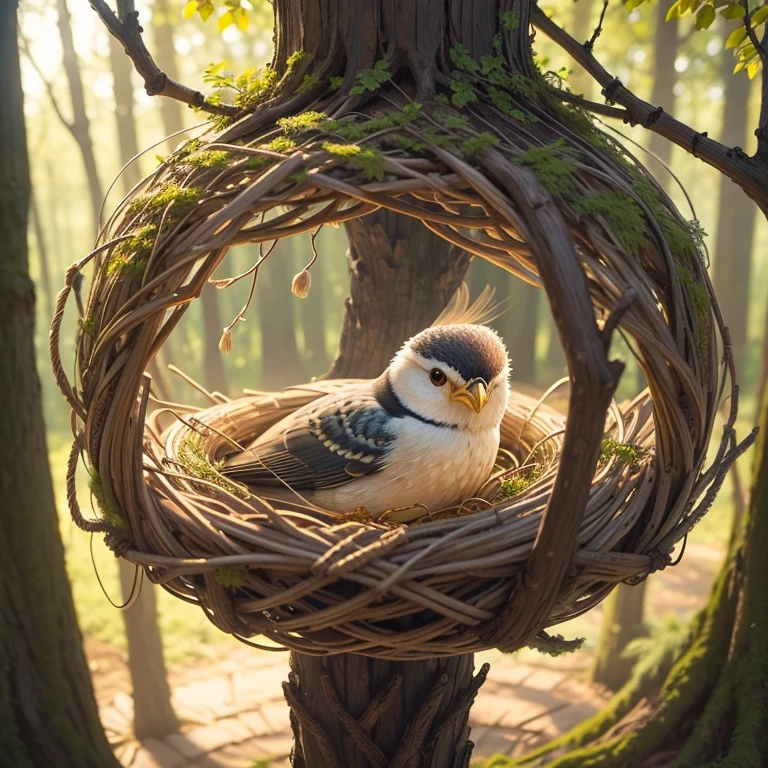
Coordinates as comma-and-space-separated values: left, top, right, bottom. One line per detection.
585, 0, 610, 51
88, 0, 238, 117
740, 0, 768, 67
19, 36, 73, 133
532, 6, 768, 212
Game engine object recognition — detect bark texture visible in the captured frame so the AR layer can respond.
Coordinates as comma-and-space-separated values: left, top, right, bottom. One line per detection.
326, 208, 471, 379
0, 4, 119, 764
287, 653, 488, 768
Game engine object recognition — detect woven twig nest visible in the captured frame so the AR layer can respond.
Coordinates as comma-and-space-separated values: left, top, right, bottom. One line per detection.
51, 71, 742, 658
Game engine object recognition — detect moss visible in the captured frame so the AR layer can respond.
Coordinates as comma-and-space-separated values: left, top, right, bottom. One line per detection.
277, 111, 327, 134
387, 134, 425, 153
599, 437, 647, 471
460, 132, 499, 157
265, 136, 297, 153
107, 224, 157, 280
177, 433, 248, 497
78, 315, 97, 339
215, 565, 246, 589
87, 469, 127, 530
574, 193, 648, 255
512, 139, 579, 197
321, 142, 384, 180
677, 267, 711, 317
299, 73, 321, 91
525, 632, 585, 657
495, 466, 542, 501
126, 183, 202, 220
186, 149, 231, 169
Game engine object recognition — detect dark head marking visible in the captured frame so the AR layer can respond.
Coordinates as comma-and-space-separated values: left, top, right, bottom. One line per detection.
409, 324, 507, 384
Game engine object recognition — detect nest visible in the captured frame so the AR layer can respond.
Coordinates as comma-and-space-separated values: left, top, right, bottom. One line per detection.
51, 79, 743, 659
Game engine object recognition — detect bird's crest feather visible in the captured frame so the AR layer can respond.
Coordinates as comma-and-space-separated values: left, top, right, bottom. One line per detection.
432, 283, 506, 327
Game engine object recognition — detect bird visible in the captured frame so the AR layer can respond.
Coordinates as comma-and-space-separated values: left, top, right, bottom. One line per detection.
221, 291, 510, 518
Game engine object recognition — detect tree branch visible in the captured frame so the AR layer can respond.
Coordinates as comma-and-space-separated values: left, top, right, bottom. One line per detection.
88, 0, 239, 117
532, 5, 768, 211
19, 36, 74, 135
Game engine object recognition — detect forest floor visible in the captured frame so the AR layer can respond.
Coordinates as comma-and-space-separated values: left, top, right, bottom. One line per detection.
88, 541, 725, 768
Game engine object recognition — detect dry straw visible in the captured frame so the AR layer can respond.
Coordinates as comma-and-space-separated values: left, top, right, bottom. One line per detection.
51, 83, 749, 659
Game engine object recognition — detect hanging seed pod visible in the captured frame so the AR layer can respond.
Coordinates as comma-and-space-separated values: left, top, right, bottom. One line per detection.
291, 268, 311, 299
218, 328, 232, 353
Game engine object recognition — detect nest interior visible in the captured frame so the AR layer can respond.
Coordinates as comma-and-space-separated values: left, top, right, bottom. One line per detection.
51, 43, 742, 659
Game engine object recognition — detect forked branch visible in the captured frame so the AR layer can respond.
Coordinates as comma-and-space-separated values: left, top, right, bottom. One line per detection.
532, 5, 768, 211
89, 0, 238, 117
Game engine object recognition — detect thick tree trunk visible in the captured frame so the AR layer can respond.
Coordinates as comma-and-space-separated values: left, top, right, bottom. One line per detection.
289, 214, 477, 767
326, 208, 471, 379
288, 653, 487, 768
0, 5, 120, 764
712, 62, 757, 378
56, 0, 104, 233
256, 239, 305, 390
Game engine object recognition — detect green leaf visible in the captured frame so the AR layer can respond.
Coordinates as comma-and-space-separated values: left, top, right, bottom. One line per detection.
725, 25, 748, 48
752, 5, 768, 24
747, 58, 761, 78
182, 0, 198, 20
234, 7, 249, 31
721, 2, 746, 19
695, 4, 716, 27
625, 0, 645, 10
198, 0, 214, 21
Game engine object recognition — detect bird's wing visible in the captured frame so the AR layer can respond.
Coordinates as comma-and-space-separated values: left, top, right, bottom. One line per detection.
221, 390, 397, 490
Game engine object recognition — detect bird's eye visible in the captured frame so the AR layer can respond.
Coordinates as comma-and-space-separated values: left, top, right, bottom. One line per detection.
429, 368, 447, 386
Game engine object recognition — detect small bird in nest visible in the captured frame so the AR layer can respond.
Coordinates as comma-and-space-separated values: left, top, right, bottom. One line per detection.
222, 286, 510, 518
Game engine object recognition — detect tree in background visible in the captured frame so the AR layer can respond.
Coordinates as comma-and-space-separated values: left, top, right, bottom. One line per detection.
0, 1, 119, 763
108, 33, 180, 739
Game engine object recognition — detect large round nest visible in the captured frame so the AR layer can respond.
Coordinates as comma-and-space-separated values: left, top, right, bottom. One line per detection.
52, 74, 741, 658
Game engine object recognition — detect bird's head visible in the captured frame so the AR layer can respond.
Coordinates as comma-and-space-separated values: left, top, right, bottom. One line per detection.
388, 323, 510, 432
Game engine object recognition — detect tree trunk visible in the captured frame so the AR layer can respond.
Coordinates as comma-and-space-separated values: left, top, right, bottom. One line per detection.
256, 239, 305, 390
109, 34, 142, 194
647, 12, 679, 191
108, 33, 178, 738
201, 286, 230, 396
711, 59, 757, 379
567, 0, 595, 100
0, 4, 120, 764
150, 0, 187, 150
589, 582, 647, 692
56, 0, 104, 233
758, 297, 768, 414
30, 191, 54, 322
288, 213, 477, 767
117, 563, 179, 739
326, 208, 471, 379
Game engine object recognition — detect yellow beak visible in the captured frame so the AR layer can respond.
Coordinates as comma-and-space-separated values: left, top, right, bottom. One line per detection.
449, 379, 489, 414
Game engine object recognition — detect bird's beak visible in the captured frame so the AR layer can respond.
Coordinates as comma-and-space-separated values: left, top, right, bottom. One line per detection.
450, 378, 489, 414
